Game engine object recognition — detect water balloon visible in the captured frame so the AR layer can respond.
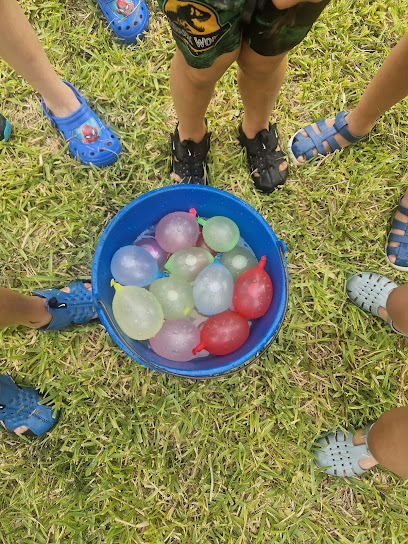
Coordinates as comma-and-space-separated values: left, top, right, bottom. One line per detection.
111, 245, 162, 287
165, 247, 214, 282
134, 238, 167, 270
192, 310, 250, 355
155, 209, 199, 253
233, 256, 273, 318
111, 280, 164, 340
197, 216, 239, 253
220, 247, 258, 281
150, 319, 200, 362
193, 255, 234, 315
149, 276, 194, 320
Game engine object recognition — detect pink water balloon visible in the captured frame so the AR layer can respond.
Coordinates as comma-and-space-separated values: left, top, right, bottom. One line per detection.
155, 209, 199, 253
192, 310, 250, 355
233, 256, 273, 318
134, 238, 167, 270
195, 231, 217, 256
150, 319, 200, 362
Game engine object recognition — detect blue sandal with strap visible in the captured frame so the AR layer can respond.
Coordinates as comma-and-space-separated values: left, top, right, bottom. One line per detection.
96, 0, 149, 44
288, 111, 367, 165
386, 195, 408, 271
41, 81, 121, 167
0, 375, 59, 437
33, 281, 95, 331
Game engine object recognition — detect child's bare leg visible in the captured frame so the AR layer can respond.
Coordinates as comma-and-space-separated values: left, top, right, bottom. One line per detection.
0, 283, 94, 330
237, 43, 287, 174
0, 287, 52, 329
0, 0, 79, 117
367, 407, 408, 479
295, 33, 408, 161
170, 46, 239, 144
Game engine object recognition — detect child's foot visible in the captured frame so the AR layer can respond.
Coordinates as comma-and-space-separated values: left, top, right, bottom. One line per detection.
386, 192, 408, 270
30, 281, 97, 331
238, 123, 287, 193
171, 125, 210, 185
41, 81, 122, 167
314, 425, 377, 477
288, 111, 371, 165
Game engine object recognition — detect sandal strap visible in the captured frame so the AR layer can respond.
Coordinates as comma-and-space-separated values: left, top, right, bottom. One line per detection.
291, 111, 367, 162
333, 111, 365, 143
171, 125, 210, 185
386, 196, 408, 267
0, 375, 59, 436
238, 123, 287, 193
33, 281, 95, 331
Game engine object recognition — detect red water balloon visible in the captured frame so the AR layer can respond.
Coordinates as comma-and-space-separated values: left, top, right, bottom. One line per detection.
192, 310, 250, 356
232, 256, 272, 318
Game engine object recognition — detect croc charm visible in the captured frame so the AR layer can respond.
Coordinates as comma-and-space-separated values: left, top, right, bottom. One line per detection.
96, 0, 149, 44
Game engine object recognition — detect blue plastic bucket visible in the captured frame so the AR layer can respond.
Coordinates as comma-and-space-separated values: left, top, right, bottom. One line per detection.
92, 186, 288, 379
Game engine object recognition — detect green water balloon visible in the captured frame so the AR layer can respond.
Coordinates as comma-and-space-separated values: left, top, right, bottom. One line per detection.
220, 246, 258, 281
164, 247, 214, 282
111, 280, 164, 340
149, 276, 194, 320
197, 216, 240, 253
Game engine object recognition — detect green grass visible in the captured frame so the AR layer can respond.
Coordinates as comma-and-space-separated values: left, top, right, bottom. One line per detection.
1, 0, 408, 542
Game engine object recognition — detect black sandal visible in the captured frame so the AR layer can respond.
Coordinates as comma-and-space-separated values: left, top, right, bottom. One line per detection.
171, 124, 211, 185
238, 123, 288, 193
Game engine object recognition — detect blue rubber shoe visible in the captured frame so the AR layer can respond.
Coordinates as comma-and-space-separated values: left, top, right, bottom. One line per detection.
41, 81, 121, 167
0, 113, 12, 142
33, 281, 95, 331
314, 425, 374, 477
288, 111, 367, 165
0, 375, 59, 436
386, 195, 408, 271
96, 0, 149, 44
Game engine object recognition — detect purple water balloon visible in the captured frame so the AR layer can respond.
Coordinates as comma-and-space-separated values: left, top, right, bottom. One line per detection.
155, 210, 199, 253
134, 238, 167, 270
149, 319, 200, 362
111, 245, 162, 287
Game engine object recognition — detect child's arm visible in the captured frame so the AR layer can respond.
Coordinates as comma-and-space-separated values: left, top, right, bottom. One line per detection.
272, 0, 323, 9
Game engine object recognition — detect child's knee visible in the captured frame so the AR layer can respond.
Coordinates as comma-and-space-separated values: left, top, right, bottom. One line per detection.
237, 47, 287, 79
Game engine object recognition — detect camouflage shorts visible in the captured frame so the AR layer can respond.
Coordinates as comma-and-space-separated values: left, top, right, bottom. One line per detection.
157, 0, 331, 68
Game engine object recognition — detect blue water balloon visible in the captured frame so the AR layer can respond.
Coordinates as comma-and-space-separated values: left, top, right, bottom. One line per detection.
111, 245, 162, 287
193, 255, 234, 315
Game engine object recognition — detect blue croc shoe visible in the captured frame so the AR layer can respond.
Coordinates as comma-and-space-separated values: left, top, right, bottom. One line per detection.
0, 113, 12, 142
314, 425, 374, 477
386, 195, 408, 271
288, 111, 367, 165
41, 81, 121, 167
0, 375, 59, 437
96, 0, 149, 44
33, 281, 96, 331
